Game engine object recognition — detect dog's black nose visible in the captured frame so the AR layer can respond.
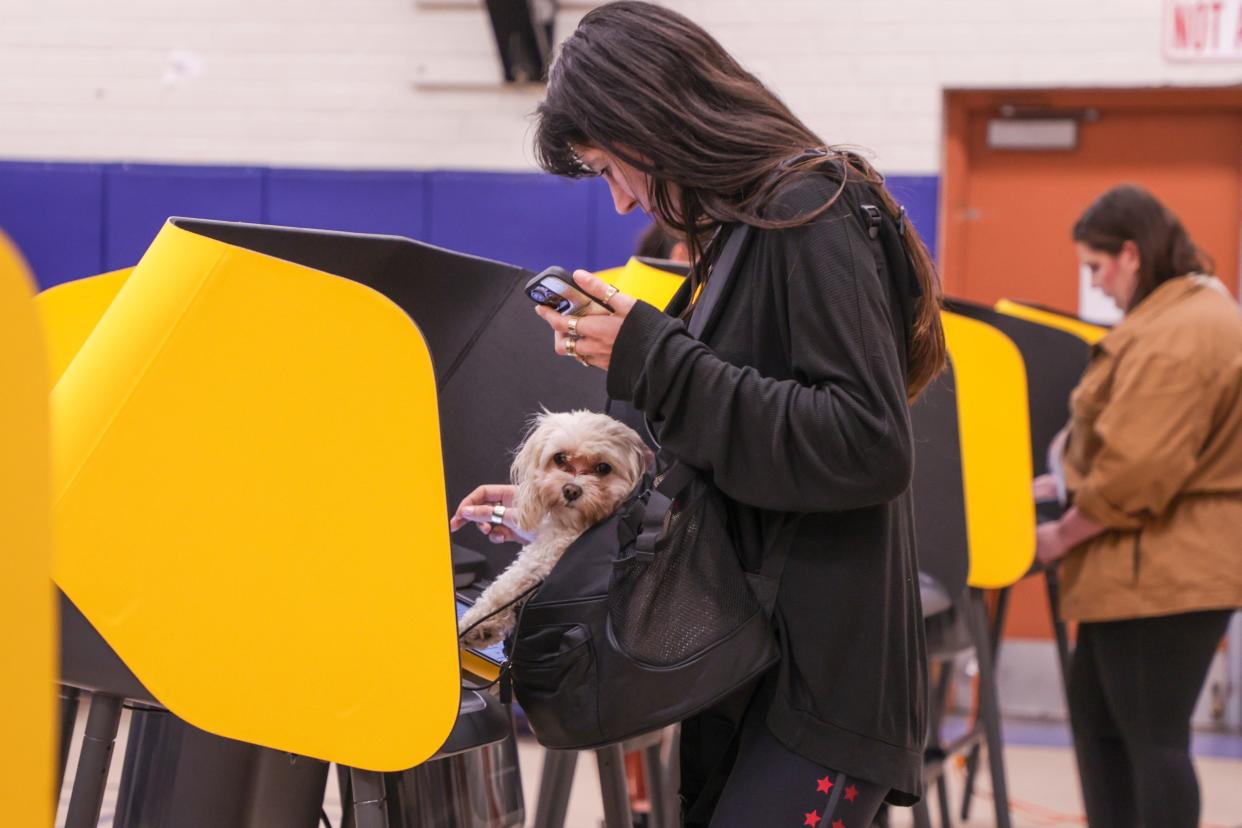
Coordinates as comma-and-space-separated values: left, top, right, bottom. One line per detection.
562, 483, 582, 503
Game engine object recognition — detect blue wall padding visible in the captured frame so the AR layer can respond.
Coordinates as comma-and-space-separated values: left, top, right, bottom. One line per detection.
0, 160, 940, 291
0, 161, 105, 289
887, 175, 940, 261
587, 177, 653, 271
104, 164, 265, 270
266, 168, 428, 240
426, 171, 592, 273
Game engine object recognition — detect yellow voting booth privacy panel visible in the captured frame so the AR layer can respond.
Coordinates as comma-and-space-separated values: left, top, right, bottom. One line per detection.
0, 231, 55, 827
50, 222, 460, 771
942, 311, 1036, 588
597, 257, 686, 311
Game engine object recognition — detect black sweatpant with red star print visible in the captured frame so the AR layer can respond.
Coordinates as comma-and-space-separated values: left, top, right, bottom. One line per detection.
698, 680, 888, 828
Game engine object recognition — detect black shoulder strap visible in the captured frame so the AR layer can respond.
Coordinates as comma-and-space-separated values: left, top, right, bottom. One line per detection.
688, 223, 753, 339
656, 221, 753, 497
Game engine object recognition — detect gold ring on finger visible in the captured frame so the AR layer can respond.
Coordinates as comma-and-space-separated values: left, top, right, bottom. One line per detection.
567, 317, 579, 337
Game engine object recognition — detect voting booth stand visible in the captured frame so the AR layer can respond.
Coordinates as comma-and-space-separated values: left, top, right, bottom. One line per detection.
947, 299, 1106, 820
907, 308, 1035, 828
908, 298, 1105, 828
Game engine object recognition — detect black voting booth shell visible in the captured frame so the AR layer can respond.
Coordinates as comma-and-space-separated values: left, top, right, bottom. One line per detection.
59, 219, 609, 828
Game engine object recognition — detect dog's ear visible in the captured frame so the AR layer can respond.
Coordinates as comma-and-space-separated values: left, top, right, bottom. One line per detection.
625, 428, 655, 482
510, 415, 548, 532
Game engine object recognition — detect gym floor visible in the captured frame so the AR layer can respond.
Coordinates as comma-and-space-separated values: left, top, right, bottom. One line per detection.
59, 709, 1242, 827
505, 718, 1242, 828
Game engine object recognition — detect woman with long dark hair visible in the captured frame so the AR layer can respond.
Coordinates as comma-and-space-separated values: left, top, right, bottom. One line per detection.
1034, 184, 1242, 828
454, 3, 945, 824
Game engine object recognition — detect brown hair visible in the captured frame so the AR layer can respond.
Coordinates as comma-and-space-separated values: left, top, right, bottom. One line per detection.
1073, 184, 1212, 311
533, 1, 944, 399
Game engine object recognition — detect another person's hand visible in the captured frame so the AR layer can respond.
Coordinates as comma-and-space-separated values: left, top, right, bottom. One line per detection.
450, 484, 535, 545
534, 270, 637, 372
1049, 426, 1069, 462
1035, 521, 1070, 567
1032, 474, 1058, 502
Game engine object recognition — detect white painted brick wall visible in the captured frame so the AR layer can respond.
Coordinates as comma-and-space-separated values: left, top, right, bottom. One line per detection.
2, 0, 1242, 173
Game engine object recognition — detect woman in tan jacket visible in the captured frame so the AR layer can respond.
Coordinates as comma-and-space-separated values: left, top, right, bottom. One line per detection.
1034, 184, 1242, 828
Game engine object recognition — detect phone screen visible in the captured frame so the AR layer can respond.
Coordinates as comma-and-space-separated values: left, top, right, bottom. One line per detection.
455, 598, 508, 667
526, 272, 597, 316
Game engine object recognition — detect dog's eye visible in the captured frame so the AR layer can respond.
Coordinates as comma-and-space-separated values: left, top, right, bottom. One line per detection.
594, 463, 612, 476
553, 453, 568, 466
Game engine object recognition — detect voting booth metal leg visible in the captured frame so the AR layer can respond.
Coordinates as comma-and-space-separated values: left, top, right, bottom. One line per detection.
966, 589, 1012, 828
350, 767, 390, 828
936, 774, 953, 828
1045, 569, 1074, 700
1046, 567, 1085, 811
57, 685, 82, 797
960, 585, 1014, 824
913, 659, 954, 828
642, 738, 671, 828
532, 749, 577, 828
661, 725, 682, 826
595, 745, 633, 828
63, 692, 123, 828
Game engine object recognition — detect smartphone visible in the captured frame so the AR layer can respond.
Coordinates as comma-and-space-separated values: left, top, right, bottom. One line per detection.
525, 267, 611, 316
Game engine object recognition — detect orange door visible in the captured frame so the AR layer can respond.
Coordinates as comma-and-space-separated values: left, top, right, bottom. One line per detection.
943, 88, 1242, 313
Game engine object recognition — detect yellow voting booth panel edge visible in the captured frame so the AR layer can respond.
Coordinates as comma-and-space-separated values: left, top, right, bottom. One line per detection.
943, 311, 1037, 588
35, 268, 133, 386
994, 299, 1108, 345
50, 222, 460, 771
0, 231, 55, 827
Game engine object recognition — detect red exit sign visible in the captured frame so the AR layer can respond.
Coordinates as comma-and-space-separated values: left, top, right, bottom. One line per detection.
1165, 0, 1242, 60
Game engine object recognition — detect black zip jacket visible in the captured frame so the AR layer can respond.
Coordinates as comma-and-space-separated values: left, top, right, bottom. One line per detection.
606, 173, 927, 805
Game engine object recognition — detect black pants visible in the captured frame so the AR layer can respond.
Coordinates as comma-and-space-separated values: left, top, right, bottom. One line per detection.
1068, 608, 1232, 828
681, 678, 888, 827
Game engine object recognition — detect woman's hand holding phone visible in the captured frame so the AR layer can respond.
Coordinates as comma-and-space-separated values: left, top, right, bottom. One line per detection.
534, 270, 636, 371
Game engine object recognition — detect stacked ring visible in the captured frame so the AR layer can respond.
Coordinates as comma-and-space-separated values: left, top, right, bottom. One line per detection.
565, 336, 590, 367
490, 504, 506, 525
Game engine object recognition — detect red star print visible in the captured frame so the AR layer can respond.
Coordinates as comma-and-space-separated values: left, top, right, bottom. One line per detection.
832, 820, 845, 828
816, 774, 834, 794
844, 784, 858, 802
803, 810, 821, 827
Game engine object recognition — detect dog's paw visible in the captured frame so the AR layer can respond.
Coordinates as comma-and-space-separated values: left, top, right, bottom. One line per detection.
460, 618, 507, 650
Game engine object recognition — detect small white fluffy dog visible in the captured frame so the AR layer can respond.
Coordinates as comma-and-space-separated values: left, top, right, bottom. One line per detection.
458, 410, 653, 648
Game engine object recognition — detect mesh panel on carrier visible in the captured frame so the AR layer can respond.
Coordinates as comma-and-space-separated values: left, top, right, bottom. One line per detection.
608, 480, 760, 667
